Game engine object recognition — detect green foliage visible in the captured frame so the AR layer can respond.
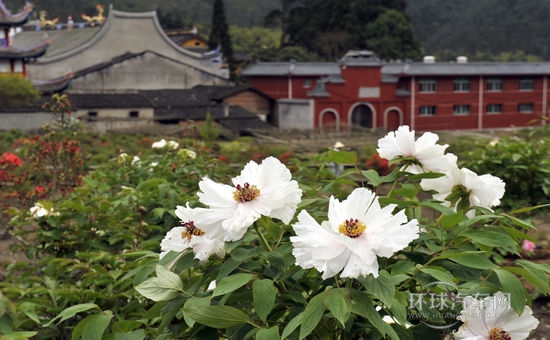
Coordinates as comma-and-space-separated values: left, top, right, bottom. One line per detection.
198, 111, 221, 141
0, 76, 40, 107
366, 9, 423, 61
1, 127, 549, 339
450, 129, 550, 209
272, 0, 420, 61
406, 0, 550, 60
229, 26, 281, 55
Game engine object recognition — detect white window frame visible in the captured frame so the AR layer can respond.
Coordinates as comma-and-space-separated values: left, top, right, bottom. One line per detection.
419, 78, 437, 93
487, 78, 503, 91
519, 78, 534, 91
486, 104, 503, 114
453, 78, 470, 92
453, 104, 471, 115
419, 105, 437, 116
518, 103, 534, 113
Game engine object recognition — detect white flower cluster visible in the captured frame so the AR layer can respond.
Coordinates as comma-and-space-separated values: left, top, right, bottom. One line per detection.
152, 139, 179, 151
453, 292, 539, 340
160, 156, 302, 261
29, 202, 58, 218
377, 125, 505, 217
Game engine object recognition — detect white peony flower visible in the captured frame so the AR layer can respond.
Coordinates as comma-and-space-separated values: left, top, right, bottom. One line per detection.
290, 187, 419, 279
152, 139, 167, 149
377, 125, 457, 174
166, 140, 179, 150
160, 204, 225, 262
420, 165, 505, 217
453, 291, 539, 340
197, 156, 302, 242
29, 202, 52, 218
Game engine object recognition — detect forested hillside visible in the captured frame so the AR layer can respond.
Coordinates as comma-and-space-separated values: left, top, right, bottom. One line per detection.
405, 0, 550, 61
5, 0, 550, 60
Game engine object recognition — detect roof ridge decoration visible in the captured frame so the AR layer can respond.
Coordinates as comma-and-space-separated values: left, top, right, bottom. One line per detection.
81, 4, 105, 27
38, 6, 224, 64
0, 1, 33, 27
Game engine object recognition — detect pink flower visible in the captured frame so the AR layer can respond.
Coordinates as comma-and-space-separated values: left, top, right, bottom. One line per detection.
521, 240, 536, 252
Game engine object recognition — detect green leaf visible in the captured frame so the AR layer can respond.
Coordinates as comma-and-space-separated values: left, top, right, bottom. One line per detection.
256, 326, 279, 340
0, 332, 38, 340
436, 251, 498, 269
419, 266, 455, 284
134, 265, 183, 301
44, 303, 99, 327
323, 289, 351, 328
504, 266, 548, 294
183, 297, 211, 327
462, 230, 517, 250
212, 273, 254, 298
360, 270, 395, 307
253, 279, 276, 322
182, 305, 250, 329
324, 149, 357, 164
71, 310, 113, 340
299, 294, 325, 339
494, 269, 527, 314
349, 289, 399, 340
110, 330, 145, 340
282, 312, 303, 339
18, 302, 40, 324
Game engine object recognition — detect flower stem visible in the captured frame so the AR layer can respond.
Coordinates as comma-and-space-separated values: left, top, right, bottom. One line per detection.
254, 222, 272, 252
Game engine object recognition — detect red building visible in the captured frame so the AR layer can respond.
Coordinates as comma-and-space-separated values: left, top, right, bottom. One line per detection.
242, 51, 549, 132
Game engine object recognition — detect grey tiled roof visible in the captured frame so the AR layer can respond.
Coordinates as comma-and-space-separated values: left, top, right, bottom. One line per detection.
68, 93, 153, 109
382, 61, 550, 76
241, 62, 340, 77
13, 26, 100, 58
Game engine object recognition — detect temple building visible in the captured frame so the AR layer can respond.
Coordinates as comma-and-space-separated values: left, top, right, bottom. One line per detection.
0, 2, 46, 76
0, 1, 71, 93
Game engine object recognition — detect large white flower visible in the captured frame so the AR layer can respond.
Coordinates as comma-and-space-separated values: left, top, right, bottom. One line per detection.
377, 125, 457, 173
152, 139, 167, 149
420, 165, 505, 217
197, 156, 302, 241
290, 187, 419, 279
160, 204, 225, 262
453, 291, 539, 340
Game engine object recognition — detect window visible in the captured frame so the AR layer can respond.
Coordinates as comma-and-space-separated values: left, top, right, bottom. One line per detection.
419, 78, 437, 93
518, 103, 534, 113
486, 104, 503, 114
87, 111, 98, 121
519, 78, 534, 91
419, 106, 437, 116
487, 78, 503, 91
303, 80, 311, 88
453, 78, 470, 92
453, 104, 471, 115
129, 111, 139, 118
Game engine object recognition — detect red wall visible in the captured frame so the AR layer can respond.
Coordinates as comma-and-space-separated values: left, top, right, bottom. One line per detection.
246, 67, 549, 131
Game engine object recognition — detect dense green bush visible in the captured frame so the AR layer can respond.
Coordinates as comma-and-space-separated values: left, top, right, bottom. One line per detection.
449, 128, 550, 210
1, 125, 548, 339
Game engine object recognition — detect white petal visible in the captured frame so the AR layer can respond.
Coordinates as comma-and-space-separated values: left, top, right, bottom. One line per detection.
197, 177, 236, 209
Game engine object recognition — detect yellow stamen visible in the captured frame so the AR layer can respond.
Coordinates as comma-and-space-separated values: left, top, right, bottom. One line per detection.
181, 221, 205, 241
338, 218, 366, 238
233, 182, 260, 203
488, 328, 511, 340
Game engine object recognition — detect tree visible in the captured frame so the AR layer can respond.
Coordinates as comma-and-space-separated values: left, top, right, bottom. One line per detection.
208, 0, 236, 80
0, 75, 40, 107
266, 0, 420, 61
365, 9, 422, 61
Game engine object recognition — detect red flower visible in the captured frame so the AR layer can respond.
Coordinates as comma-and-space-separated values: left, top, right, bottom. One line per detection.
365, 153, 393, 176
1, 152, 22, 166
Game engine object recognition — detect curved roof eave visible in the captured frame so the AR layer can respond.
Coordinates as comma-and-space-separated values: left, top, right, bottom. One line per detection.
37, 6, 220, 65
